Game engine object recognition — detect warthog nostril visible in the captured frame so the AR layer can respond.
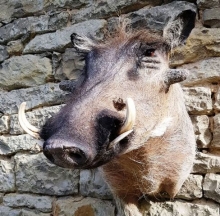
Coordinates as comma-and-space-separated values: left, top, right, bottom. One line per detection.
64, 147, 87, 166
43, 140, 92, 168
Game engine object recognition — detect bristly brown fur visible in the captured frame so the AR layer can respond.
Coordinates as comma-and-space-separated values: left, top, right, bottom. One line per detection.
101, 19, 166, 49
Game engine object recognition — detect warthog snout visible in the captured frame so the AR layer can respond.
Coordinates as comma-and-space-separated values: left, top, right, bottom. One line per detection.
43, 139, 94, 168
19, 98, 136, 169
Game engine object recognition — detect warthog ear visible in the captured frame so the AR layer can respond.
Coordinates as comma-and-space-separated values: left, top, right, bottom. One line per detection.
163, 9, 196, 49
70, 33, 96, 52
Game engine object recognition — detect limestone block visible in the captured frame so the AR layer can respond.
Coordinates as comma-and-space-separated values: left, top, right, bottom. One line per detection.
171, 28, 220, 66
3, 193, 53, 213
71, 0, 163, 24
15, 153, 79, 195
0, 193, 3, 203
203, 8, 220, 28
10, 105, 63, 135
191, 115, 211, 148
7, 40, 24, 55
0, 135, 41, 155
183, 87, 212, 115
192, 152, 220, 173
211, 114, 220, 148
0, 15, 50, 44
127, 1, 196, 31
179, 57, 220, 86
0, 0, 87, 22
176, 174, 203, 200
197, 0, 219, 9
214, 88, 220, 111
142, 199, 220, 216
0, 83, 68, 115
0, 116, 9, 134
23, 19, 107, 54
54, 196, 115, 216
20, 209, 51, 216
0, 158, 15, 192
0, 55, 52, 90
0, 45, 9, 62
203, 173, 220, 203
0, 206, 20, 216
48, 11, 69, 30
54, 48, 85, 81
80, 169, 112, 199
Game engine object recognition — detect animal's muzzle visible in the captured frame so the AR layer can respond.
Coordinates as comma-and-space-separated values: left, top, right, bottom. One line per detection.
43, 140, 93, 168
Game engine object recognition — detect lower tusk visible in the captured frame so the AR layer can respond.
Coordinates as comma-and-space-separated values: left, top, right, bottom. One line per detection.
108, 130, 133, 149
119, 98, 136, 134
18, 102, 41, 140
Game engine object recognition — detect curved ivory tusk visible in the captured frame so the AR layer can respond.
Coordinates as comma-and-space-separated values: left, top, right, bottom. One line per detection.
119, 98, 136, 134
108, 130, 133, 149
108, 98, 136, 149
18, 102, 41, 140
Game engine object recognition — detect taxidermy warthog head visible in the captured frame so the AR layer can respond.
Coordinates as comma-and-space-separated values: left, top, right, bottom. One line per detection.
19, 9, 196, 216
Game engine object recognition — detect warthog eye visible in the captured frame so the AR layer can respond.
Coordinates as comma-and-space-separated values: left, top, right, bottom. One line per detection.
144, 48, 155, 57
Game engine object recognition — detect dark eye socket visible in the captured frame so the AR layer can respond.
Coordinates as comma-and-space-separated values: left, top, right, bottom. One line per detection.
144, 49, 156, 57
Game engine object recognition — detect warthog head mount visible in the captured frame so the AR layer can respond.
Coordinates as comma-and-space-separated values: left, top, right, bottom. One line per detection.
19, 9, 196, 216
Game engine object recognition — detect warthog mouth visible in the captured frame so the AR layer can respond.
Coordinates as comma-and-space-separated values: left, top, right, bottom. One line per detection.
18, 98, 136, 168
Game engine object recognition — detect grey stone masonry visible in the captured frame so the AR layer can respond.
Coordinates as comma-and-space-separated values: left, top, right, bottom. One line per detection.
0, 55, 52, 90
3, 193, 53, 213
23, 19, 107, 54
203, 173, 220, 203
10, 105, 63, 135
0, 157, 15, 192
15, 153, 79, 195
0, 83, 68, 115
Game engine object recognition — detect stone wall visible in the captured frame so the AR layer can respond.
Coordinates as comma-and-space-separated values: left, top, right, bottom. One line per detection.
0, 0, 220, 215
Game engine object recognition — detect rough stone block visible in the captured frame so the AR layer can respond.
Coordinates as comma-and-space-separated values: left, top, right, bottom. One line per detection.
142, 199, 220, 216
183, 87, 212, 115
171, 28, 220, 66
0, 45, 9, 62
0, 116, 9, 134
48, 11, 69, 30
10, 105, 63, 135
23, 19, 107, 54
177, 174, 203, 200
0, 15, 50, 44
192, 152, 220, 174
0, 206, 20, 216
214, 86, 220, 111
15, 153, 79, 195
211, 114, 220, 148
0, 158, 15, 192
203, 173, 220, 203
179, 57, 220, 86
71, 0, 163, 24
127, 1, 196, 31
191, 115, 212, 148
203, 8, 220, 28
0, 0, 87, 23
0, 55, 52, 90
7, 40, 24, 55
54, 48, 85, 81
80, 168, 112, 199
0, 83, 68, 115
20, 209, 51, 216
197, 0, 219, 9
3, 193, 53, 213
0, 135, 41, 155
54, 196, 115, 216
